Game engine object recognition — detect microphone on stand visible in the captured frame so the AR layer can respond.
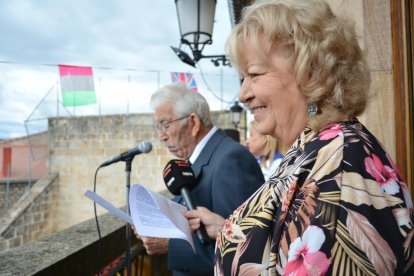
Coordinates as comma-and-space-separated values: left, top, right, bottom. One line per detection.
163, 159, 210, 245
99, 141, 153, 167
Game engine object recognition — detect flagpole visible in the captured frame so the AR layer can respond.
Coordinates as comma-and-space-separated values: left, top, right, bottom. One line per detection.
220, 68, 223, 111
26, 81, 58, 122
127, 74, 130, 115
99, 77, 102, 117
56, 82, 59, 118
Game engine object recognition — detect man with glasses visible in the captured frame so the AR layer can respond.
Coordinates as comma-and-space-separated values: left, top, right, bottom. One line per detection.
138, 82, 264, 275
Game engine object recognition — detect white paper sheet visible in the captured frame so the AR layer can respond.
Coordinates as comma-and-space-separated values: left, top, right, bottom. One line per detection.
128, 184, 194, 251
84, 189, 134, 224
84, 184, 194, 251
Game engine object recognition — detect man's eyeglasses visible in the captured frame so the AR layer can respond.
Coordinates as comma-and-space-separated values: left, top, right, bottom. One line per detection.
155, 115, 190, 133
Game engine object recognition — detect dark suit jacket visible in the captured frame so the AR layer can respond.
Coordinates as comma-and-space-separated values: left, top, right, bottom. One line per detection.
167, 128, 265, 275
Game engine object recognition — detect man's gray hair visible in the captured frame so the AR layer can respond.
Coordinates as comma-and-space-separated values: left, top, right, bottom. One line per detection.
150, 82, 213, 127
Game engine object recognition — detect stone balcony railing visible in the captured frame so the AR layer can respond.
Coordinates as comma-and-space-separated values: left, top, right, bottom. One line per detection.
0, 211, 170, 275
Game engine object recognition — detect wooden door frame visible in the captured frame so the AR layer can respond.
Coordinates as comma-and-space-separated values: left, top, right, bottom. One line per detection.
391, 0, 414, 191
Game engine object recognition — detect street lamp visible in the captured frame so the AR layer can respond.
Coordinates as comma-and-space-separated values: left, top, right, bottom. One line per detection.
172, 0, 230, 67
230, 101, 243, 129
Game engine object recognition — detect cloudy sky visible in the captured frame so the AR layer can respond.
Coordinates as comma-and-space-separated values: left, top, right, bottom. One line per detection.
0, 0, 242, 139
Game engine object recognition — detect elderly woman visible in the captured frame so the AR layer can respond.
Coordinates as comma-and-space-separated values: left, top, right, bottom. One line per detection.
185, 0, 414, 275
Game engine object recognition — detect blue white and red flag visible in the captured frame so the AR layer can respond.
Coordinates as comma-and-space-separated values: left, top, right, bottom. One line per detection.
170, 72, 198, 92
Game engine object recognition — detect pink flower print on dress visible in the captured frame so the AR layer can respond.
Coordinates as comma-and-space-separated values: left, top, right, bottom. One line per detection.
283, 226, 330, 276
365, 153, 400, 195
216, 230, 222, 249
385, 153, 412, 208
319, 124, 343, 140
386, 153, 403, 181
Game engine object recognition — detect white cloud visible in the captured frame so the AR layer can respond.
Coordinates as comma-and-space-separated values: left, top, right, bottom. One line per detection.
0, 0, 240, 139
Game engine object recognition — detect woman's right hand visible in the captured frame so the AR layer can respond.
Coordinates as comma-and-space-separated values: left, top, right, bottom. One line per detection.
184, 206, 225, 240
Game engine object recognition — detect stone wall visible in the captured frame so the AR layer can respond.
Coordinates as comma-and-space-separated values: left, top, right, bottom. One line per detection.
47, 111, 243, 232
0, 173, 59, 252
0, 208, 137, 275
0, 181, 30, 216
0, 111, 243, 253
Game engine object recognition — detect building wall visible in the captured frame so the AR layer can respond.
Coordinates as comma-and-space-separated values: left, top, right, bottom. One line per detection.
0, 111, 244, 252
48, 111, 242, 231
0, 181, 29, 216
326, 0, 395, 159
0, 132, 48, 180
0, 174, 59, 252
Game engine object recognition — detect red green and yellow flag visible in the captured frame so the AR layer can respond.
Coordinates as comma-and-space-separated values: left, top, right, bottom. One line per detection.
58, 64, 97, 107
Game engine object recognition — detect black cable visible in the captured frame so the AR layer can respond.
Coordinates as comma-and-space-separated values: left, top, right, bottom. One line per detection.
93, 166, 103, 275
197, 63, 234, 104
1, 58, 242, 111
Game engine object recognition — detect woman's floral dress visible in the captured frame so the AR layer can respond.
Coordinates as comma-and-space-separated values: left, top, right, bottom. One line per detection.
215, 119, 414, 275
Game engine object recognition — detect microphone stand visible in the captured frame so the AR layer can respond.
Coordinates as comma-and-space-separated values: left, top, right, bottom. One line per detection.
125, 158, 133, 276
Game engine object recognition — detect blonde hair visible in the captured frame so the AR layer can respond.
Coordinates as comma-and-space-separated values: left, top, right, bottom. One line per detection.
226, 0, 371, 131
250, 121, 287, 168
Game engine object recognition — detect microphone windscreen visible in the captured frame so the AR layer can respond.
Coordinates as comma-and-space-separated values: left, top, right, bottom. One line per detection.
163, 159, 196, 195
138, 141, 153, 153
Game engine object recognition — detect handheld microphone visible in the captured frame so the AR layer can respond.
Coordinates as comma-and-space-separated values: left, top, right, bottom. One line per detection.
163, 159, 210, 245
99, 141, 153, 167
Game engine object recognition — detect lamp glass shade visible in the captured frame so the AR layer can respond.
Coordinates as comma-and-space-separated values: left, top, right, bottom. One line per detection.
231, 112, 241, 126
175, 0, 216, 45
230, 101, 243, 126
